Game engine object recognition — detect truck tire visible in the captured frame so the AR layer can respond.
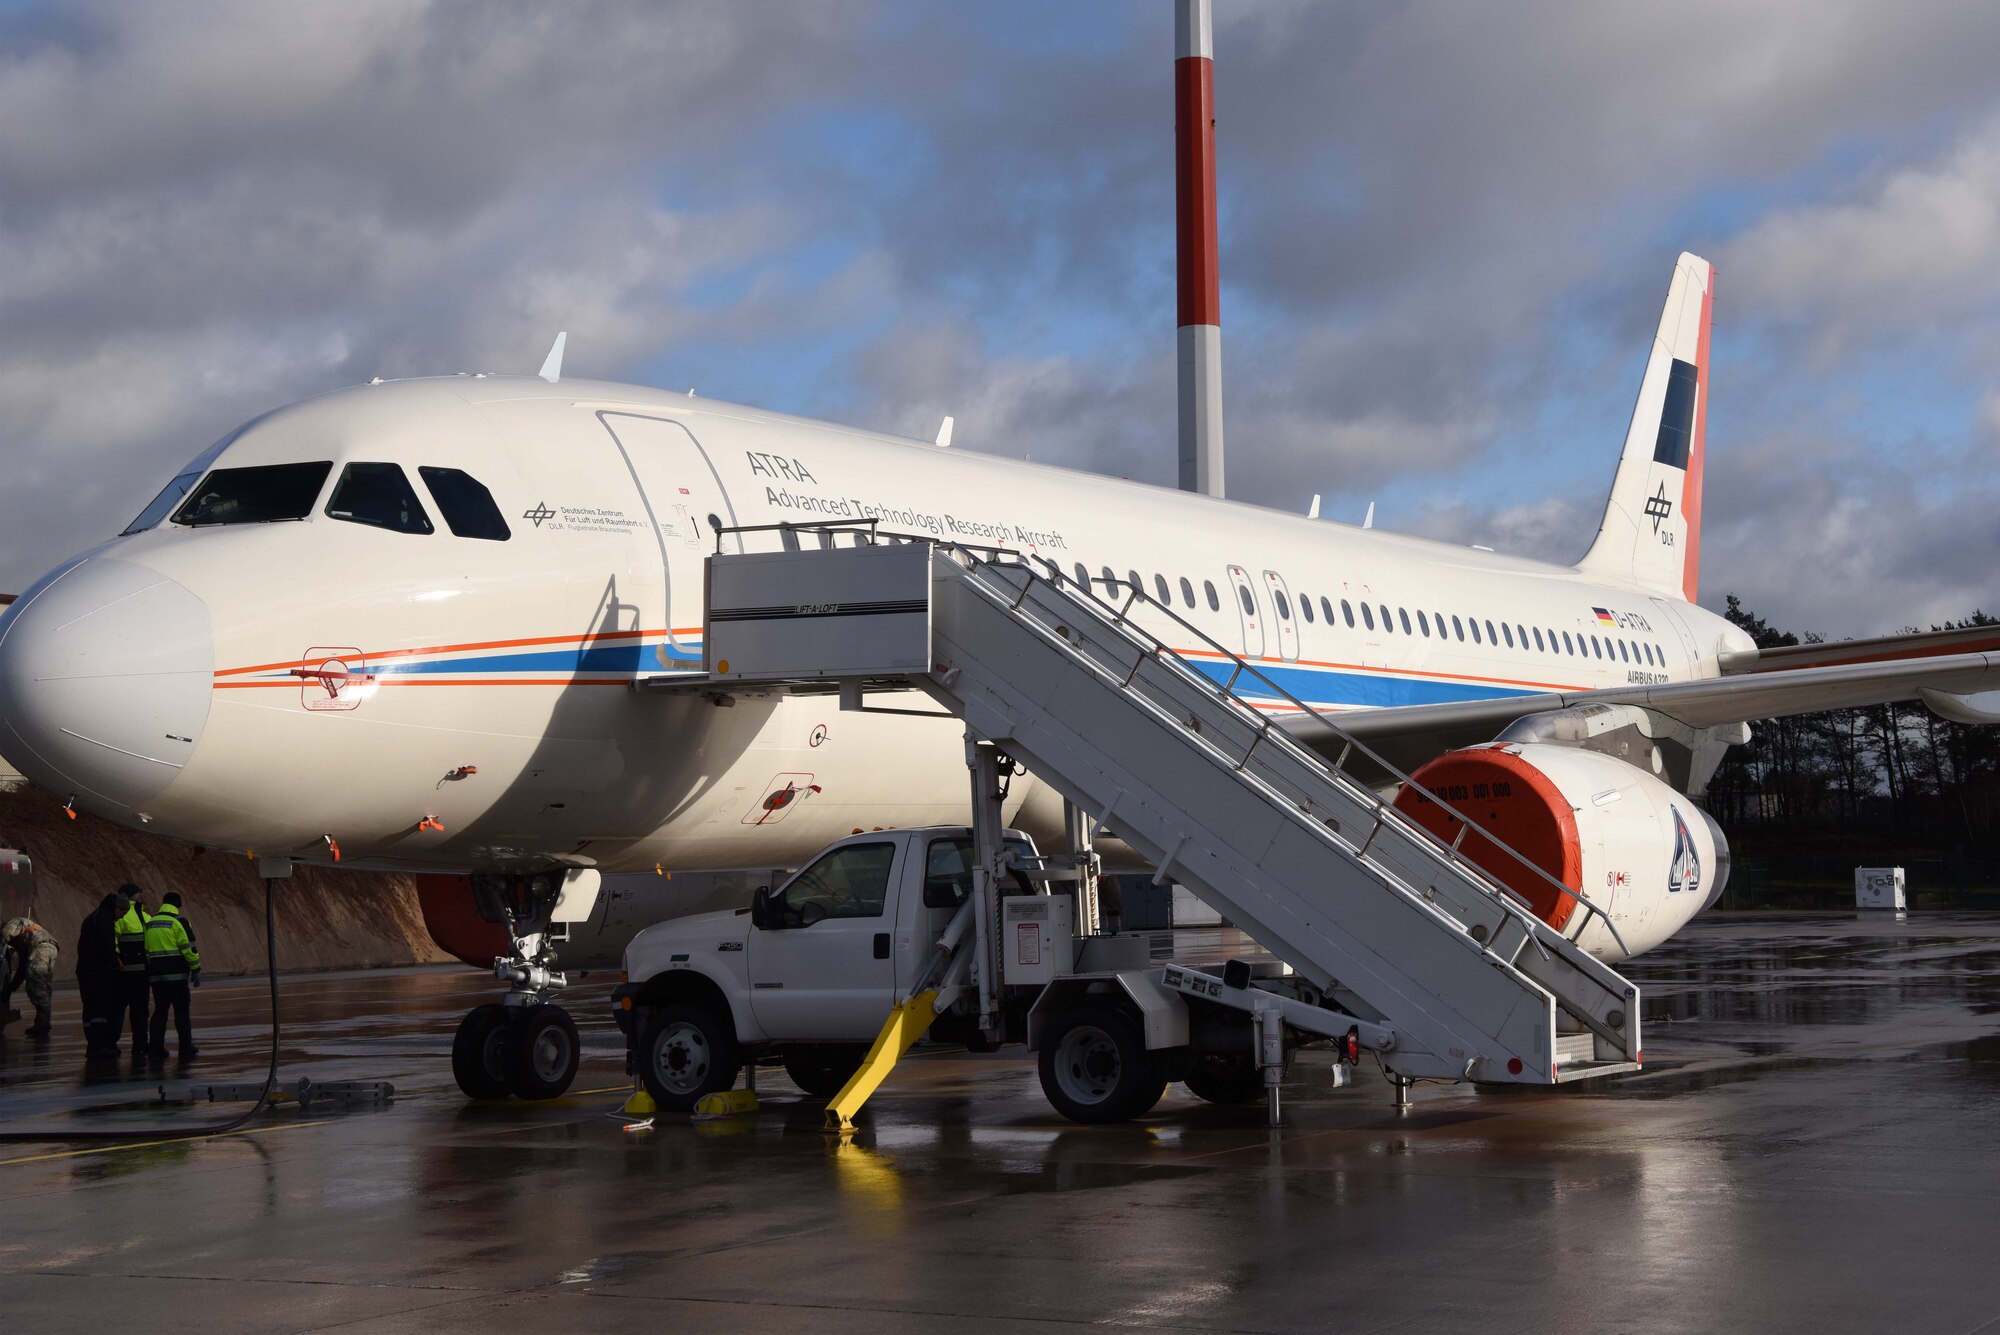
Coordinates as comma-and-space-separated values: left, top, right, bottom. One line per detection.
1037, 1004, 1167, 1124
638, 1002, 741, 1113
1182, 1056, 1266, 1105
781, 1044, 867, 1098
504, 1003, 580, 1100
452, 1004, 512, 1100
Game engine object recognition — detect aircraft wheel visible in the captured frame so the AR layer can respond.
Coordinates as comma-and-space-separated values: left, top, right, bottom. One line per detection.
638, 1003, 741, 1113
452, 1004, 513, 1100
1182, 1056, 1266, 1105
1038, 1004, 1166, 1124
781, 1044, 867, 1098
504, 1004, 581, 1100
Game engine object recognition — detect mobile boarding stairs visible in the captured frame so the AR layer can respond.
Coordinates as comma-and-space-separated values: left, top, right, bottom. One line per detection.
657, 522, 1641, 1101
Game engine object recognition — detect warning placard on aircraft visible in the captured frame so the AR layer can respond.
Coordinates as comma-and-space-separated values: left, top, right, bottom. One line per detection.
704, 543, 932, 680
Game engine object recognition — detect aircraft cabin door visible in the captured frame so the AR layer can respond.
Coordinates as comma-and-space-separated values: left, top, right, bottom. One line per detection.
1649, 597, 1708, 677
598, 413, 742, 672
1226, 564, 1266, 659
1261, 570, 1301, 662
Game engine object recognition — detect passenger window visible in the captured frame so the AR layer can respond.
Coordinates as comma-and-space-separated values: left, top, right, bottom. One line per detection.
1417, 610, 1430, 636
172, 461, 333, 527
1300, 595, 1315, 624
1126, 569, 1144, 599
1154, 574, 1171, 603
1361, 603, 1375, 631
1470, 619, 1483, 645
1618, 641, 1630, 662
1517, 624, 1529, 651
1238, 584, 1256, 616
1533, 628, 1545, 652
1452, 616, 1465, 642
779, 841, 896, 923
1180, 576, 1196, 609
1074, 562, 1089, 588
325, 463, 433, 535
1205, 580, 1221, 612
418, 467, 510, 540
1274, 589, 1291, 620
1502, 624, 1514, 648
1485, 619, 1498, 644
1102, 565, 1117, 590
1398, 608, 1412, 635
1324, 597, 1339, 625
1562, 632, 1574, 654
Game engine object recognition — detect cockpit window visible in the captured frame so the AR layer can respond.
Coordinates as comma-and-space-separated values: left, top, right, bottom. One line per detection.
418, 467, 510, 541
124, 470, 204, 534
325, 462, 433, 535
171, 462, 333, 527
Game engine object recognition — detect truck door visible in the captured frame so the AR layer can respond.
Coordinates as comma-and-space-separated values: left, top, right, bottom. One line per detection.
746, 839, 902, 1040
1226, 564, 1265, 659
597, 412, 743, 673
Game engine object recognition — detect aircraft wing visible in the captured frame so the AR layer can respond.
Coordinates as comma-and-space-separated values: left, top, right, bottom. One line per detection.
1278, 647, 2000, 774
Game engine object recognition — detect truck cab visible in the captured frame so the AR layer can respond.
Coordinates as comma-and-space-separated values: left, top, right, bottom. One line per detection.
613, 827, 1037, 1107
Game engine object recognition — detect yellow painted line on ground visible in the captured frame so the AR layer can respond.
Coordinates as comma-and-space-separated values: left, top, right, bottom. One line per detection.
0, 1116, 333, 1167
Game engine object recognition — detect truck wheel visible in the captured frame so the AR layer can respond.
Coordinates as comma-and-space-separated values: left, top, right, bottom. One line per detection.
1038, 1004, 1166, 1124
781, 1044, 867, 1098
1182, 1056, 1266, 1105
452, 1004, 513, 1100
504, 1004, 580, 1100
638, 1003, 741, 1113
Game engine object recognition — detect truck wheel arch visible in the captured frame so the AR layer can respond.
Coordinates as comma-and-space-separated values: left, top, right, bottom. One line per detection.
636, 970, 746, 1042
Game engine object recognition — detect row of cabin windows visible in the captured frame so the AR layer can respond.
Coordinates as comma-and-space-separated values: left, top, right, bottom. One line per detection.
159, 460, 511, 540
1046, 559, 1666, 670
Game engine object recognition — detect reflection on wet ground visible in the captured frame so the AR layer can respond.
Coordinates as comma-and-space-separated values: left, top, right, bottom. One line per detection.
3, 914, 1999, 1334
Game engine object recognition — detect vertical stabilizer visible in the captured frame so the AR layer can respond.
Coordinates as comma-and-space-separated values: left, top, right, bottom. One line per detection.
1576, 253, 1714, 601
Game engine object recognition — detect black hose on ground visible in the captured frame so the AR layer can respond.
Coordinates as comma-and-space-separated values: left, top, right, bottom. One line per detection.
0, 876, 283, 1144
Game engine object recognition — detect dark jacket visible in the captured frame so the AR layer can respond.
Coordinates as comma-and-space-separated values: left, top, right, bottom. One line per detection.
76, 894, 123, 982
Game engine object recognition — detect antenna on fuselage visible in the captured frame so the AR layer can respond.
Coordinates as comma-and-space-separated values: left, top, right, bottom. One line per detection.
1307, 493, 1320, 519
1362, 502, 1375, 529
538, 332, 567, 384
935, 416, 955, 448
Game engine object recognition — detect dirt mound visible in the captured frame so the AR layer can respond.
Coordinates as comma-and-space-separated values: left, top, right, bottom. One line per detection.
0, 785, 453, 976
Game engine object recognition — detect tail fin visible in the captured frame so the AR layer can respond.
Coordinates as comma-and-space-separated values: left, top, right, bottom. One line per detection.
1576, 252, 1714, 601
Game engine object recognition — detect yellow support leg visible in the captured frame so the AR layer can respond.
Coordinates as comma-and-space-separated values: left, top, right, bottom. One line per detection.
824, 990, 941, 1132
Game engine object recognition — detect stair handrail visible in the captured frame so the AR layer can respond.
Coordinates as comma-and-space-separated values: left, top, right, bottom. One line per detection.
711, 520, 1630, 959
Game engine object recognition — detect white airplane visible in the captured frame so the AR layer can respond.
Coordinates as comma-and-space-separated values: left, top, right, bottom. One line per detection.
2, 251, 1996, 1096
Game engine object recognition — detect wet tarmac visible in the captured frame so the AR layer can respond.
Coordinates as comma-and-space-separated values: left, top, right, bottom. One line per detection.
3, 912, 1999, 1333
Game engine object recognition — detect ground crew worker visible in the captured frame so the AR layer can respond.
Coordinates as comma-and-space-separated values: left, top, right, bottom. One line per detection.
2, 915, 60, 1038
144, 891, 200, 1058
76, 891, 124, 1056
112, 885, 151, 1056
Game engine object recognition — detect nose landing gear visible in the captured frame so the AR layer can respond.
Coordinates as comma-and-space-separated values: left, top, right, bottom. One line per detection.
450, 872, 584, 1101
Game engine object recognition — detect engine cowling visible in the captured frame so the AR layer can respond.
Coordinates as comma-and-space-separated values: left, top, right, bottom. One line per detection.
1392, 742, 1728, 963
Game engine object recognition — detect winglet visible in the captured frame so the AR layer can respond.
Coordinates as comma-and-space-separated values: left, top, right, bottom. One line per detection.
935, 415, 954, 448
538, 332, 568, 384
1307, 493, 1321, 519
1362, 501, 1375, 530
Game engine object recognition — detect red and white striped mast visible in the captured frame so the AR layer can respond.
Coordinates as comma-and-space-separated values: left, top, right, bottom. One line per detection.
1175, 0, 1224, 498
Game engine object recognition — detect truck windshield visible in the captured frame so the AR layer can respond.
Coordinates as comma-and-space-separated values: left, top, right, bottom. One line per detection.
171, 462, 333, 527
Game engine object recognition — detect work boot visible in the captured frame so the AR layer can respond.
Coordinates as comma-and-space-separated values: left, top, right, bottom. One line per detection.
181, 1045, 200, 1059
27, 1023, 51, 1038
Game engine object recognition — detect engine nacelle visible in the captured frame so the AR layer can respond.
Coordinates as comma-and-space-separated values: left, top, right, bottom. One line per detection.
1392, 742, 1728, 963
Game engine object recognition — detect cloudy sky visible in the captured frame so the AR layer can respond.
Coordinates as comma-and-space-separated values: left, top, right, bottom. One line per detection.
4, 0, 1998, 638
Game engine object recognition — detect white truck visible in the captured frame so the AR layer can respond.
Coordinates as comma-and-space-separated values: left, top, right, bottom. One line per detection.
611, 825, 1368, 1124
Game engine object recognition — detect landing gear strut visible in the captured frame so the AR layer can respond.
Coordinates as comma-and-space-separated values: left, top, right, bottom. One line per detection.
450, 872, 582, 1101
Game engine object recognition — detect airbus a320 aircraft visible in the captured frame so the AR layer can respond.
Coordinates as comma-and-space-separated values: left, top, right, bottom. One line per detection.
2, 252, 1995, 1097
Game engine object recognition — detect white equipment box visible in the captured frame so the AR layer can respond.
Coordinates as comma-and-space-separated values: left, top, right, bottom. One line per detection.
1854, 866, 1906, 911
1002, 895, 1074, 985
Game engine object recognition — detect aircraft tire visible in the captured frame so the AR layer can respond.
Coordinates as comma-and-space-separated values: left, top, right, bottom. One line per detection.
1182, 1057, 1265, 1105
780, 1044, 867, 1098
1037, 1004, 1166, 1125
637, 1003, 741, 1113
504, 1003, 581, 1100
452, 1004, 513, 1100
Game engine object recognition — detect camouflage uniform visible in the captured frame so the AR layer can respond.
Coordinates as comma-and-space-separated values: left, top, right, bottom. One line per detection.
3, 917, 59, 1036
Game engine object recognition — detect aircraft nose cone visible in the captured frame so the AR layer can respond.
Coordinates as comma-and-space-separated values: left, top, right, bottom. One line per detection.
0, 557, 213, 812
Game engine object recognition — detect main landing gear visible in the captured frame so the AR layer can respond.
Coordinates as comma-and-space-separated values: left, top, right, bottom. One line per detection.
450, 872, 581, 1101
